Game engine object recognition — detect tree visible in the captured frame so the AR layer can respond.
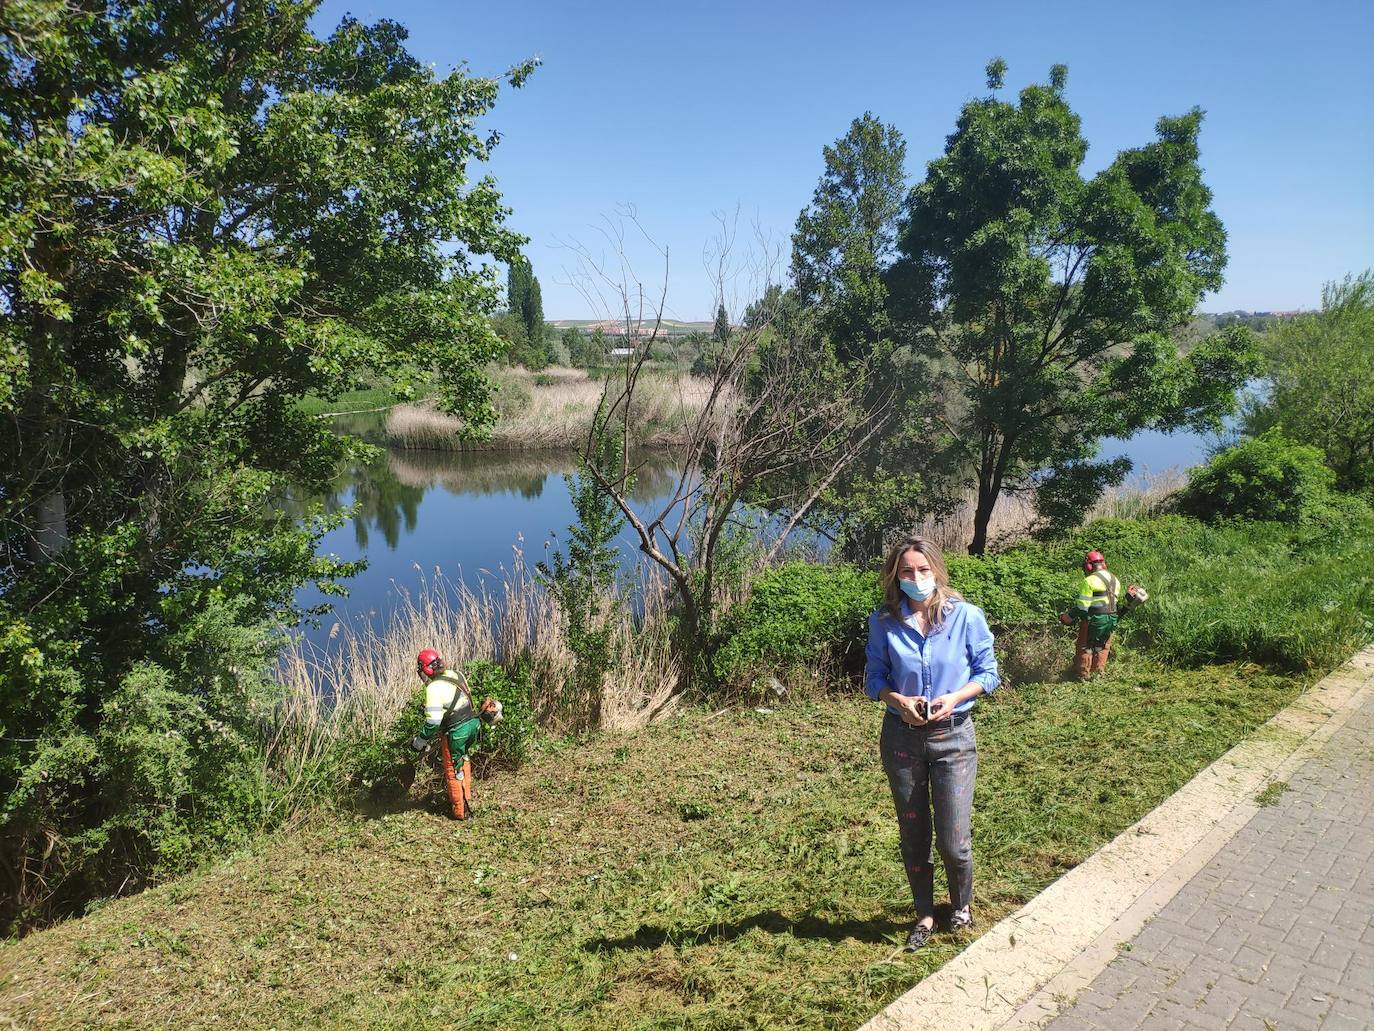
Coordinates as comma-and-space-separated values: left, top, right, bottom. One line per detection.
1244, 271, 1374, 494
506, 255, 545, 362
537, 430, 625, 731
712, 301, 730, 343
568, 219, 894, 692
790, 112, 907, 362
0, 2, 532, 927
890, 61, 1259, 554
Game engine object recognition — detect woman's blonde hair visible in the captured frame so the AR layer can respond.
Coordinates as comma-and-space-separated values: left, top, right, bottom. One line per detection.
879, 536, 962, 630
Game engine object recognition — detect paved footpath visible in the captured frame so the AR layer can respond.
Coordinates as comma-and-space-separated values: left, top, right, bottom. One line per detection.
1046, 690, 1374, 1031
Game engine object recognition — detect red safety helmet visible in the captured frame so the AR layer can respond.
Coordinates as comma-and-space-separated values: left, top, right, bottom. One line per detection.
416, 648, 444, 679
1083, 550, 1106, 573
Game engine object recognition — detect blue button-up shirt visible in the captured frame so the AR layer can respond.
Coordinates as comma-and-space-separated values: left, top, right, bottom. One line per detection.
864, 599, 1000, 715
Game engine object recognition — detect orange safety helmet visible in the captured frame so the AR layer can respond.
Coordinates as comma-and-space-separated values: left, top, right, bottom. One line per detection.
1083, 550, 1106, 574
416, 648, 444, 679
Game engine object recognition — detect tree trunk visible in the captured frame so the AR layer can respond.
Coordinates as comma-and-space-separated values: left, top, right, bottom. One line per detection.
969, 482, 996, 557
30, 491, 69, 560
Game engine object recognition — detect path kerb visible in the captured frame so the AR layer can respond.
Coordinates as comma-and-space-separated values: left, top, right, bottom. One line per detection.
860, 645, 1374, 1031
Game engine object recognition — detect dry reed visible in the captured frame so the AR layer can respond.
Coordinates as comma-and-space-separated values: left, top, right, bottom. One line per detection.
386, 367, 718, 451
266, 550, 682, 818
911, 468, 1188, 553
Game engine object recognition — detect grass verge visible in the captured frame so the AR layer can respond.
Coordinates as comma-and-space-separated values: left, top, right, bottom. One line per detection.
0, 658, 1307, 1029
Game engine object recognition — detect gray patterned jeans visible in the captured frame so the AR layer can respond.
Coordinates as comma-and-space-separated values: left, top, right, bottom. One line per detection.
879, 712, 978, 919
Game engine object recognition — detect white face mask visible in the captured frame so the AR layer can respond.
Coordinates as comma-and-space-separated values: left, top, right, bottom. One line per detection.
899, 574, 936, 601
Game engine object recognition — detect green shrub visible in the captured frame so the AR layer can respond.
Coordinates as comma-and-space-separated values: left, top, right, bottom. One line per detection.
714, 563, 878, 686
1, 600, 277, 934
1175, 430, 1337, 524
464, 659, 536, 772
533, 373, 555, 387
946, 553, 1077, 632
347, 686, 429, 800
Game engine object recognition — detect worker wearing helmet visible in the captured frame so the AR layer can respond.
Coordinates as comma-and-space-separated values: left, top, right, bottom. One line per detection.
414, 648, 502, 819
1059, 551, 1146, 679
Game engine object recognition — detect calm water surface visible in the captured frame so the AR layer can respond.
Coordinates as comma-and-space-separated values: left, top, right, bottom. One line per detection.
296, 424, 1228, 649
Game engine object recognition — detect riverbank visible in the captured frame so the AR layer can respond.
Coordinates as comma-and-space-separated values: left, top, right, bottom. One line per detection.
0, 659, 1314, 1030
304, 367, 716, 452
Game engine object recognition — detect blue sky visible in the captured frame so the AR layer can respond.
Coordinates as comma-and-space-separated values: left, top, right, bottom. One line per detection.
316, 0, 1373, 321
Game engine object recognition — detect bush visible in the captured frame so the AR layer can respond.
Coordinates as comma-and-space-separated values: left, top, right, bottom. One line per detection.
347, 686, 429, 800
714, 563, 878, 687
464, 659, 536, 772
1, 600, 277, 934
1175, 430, 1337, 524
946, 552, 1077, 633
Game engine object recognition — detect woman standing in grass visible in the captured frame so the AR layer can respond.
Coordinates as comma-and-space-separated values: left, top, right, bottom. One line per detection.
865, 537, 1000, 950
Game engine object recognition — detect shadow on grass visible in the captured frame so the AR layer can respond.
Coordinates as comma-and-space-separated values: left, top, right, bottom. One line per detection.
583, 906, 948, 952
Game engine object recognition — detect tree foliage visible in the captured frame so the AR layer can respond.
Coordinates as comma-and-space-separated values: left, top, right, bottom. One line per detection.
1244, 271, 1374, 495
506, 255, 547, 364
1175, 429, 1339, 525
790, 112, 907, 362
890, 61, 1259, 553
0, 0, 530, 928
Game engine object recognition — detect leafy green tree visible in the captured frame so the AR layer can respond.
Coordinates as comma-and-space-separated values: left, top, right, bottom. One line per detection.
537, 431, 626, 730
712, 302, 730, 344
791, 112, 907, 362
890, 61, 1259, 554
1244, 271, 1374, 494
0, 1, 531, 927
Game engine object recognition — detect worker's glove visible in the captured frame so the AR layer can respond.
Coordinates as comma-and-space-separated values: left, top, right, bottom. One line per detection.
479, 697, 504, 724
409, 735, 429, 753
1058, 612, 1074, 626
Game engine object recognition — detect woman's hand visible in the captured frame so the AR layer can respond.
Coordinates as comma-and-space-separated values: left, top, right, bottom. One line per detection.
884, 691, 927, 726
927, 693, 957, 721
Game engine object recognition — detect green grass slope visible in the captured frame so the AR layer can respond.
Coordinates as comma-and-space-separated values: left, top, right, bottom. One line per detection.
0, 659, 1303, 1030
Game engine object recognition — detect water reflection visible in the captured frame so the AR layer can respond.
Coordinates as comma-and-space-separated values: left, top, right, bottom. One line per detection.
295, 446, 690, 648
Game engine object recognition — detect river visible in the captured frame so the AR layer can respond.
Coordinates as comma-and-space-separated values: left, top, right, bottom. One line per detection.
295, 423, 1229, 650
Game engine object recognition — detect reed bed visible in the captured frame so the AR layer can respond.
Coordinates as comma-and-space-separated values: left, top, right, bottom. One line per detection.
266, 553, 682, 820
386, 367, 718, 451
913, 468, 1189, 553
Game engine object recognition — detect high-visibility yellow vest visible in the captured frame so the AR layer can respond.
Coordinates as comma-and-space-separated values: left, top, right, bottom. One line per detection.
1075, 569, 1121, 615
425, 670, 475, 728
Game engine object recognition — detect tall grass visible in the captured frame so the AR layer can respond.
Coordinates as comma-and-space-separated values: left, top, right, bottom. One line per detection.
913, 468, 1189, 553
265, 555, 682, 823
386, 367, 719, 451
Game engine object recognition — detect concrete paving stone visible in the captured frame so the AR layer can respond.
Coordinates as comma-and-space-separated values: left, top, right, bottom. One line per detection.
1092, 1002, 1154, 1031
1225, 944, 1271, 984
1337, 953, 1374, 992
1227, 1016, 1307, 1031
1256, 900, 1304, 934
1135, 999, 1197, 1030
1044, 1014, 1098, 1031
1277, 981, 1335, 1022
1167, 960, 1228, 1006
1308, 933, 1358, 976
1278, 922, 1326, 959
1322, 998, 1374, 1031
1255, 951, 1308, 996
1299, 886, 1345, 915
1069, 987, 1120, 1017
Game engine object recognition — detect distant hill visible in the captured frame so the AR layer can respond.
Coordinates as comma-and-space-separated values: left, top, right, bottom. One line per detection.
549, 318, 712, 337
